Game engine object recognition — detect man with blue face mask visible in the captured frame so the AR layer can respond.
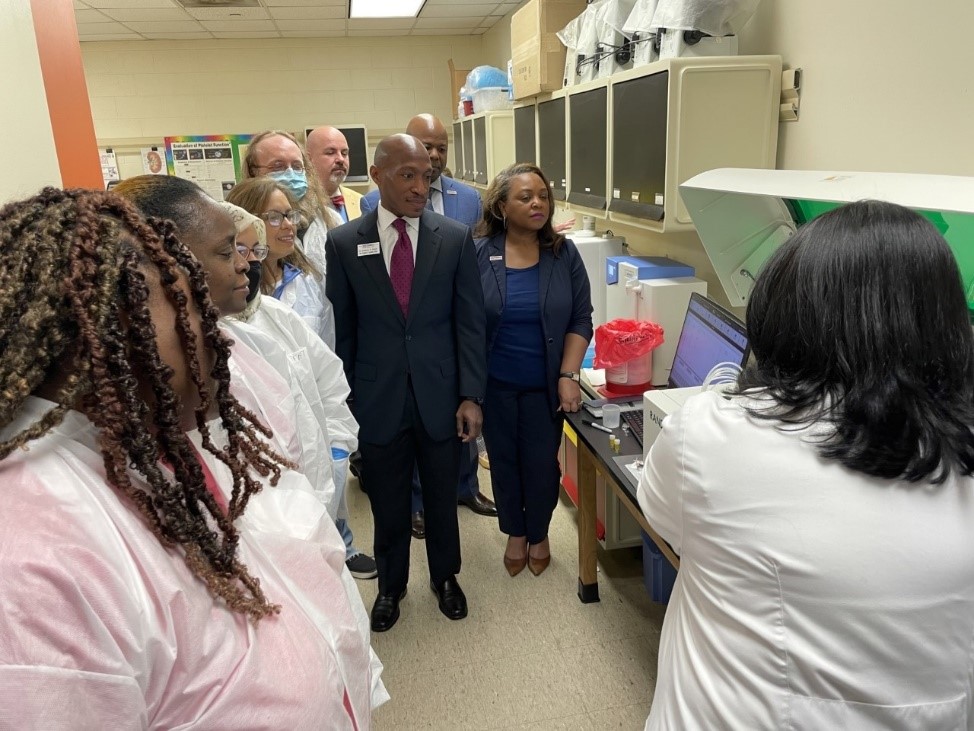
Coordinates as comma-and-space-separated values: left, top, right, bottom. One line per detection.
242, 130, 378, 583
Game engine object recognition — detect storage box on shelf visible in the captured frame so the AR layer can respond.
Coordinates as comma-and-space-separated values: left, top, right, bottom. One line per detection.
511, 0, 588, 100
471, 87, 513, 113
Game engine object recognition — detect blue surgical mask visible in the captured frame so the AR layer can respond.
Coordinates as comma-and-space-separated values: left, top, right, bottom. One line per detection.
269, 168, 308, 201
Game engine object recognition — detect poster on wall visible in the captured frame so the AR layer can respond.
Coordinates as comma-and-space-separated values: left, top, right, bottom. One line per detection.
99, 148, 120, 189
164, 134, 253, 201
141, 146, 167, 175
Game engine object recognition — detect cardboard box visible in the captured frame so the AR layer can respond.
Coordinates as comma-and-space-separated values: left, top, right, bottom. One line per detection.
511, 0, 587, 100
447, 59, 471, 118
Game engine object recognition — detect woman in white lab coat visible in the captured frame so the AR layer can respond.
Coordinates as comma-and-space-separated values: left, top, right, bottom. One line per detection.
0, 189, 376, 728
226, 177, 335, 348
638, 200, 974, 729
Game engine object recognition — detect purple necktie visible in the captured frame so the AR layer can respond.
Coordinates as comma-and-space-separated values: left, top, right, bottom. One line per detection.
390, 218, 414, 316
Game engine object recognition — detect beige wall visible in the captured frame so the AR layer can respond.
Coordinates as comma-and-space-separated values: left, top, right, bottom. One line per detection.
79, 1, 974, 307
738, 0, 974, 175
2, 0, 61, 201
81, 35, 492, 179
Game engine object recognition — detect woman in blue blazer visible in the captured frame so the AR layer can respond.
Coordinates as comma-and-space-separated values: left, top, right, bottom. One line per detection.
475, 163, 593, 576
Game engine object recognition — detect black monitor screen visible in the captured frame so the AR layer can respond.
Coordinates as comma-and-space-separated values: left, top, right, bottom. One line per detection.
461, 119, 474, 182
452, 121, 463, 178
304, 125, 369, 182
568, 86, 607, 211
514, 105, 536, 165
538, 97, 566, 201
609, 70, 668, 221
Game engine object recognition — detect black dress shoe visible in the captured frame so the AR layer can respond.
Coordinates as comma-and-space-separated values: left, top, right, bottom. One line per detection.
370, 588, 406, 633
411, 511, 426, 539
458, 491, 497, 517
430, 576, 468, 620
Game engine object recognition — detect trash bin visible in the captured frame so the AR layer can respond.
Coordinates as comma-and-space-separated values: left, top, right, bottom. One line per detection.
594, 318, 664, 397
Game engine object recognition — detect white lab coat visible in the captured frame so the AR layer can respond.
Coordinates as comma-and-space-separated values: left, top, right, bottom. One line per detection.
298, 215, 337, 350
0, 394, 385, 729
638, 389, 974, 730
225, 294, 358, 520
226, 325, 339, 517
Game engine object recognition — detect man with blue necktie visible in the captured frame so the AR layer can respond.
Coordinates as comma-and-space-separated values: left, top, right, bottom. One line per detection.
362, 114, 496, 540
307, 126, 364, 224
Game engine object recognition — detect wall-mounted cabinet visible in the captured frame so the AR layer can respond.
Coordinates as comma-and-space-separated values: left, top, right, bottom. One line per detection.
452, 120, 463, 180
607, 56, 781, 233
566, 77, 609, 215
522, 55, 782, 233
455, 110, 515, 190
537, 92, 567, 200
514, 102, 537, 166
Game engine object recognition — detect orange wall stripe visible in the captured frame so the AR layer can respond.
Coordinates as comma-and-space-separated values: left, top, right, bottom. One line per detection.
29, 0, 103, 189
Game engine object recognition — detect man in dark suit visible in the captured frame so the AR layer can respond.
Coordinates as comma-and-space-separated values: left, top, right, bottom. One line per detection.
362, 114, 496, 541
326, 134, 487, 632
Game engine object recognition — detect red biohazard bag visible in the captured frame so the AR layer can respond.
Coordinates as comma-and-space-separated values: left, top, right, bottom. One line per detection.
593, 319, 664, 369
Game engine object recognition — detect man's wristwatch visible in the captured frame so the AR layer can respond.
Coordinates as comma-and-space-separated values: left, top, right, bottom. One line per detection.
559, 371, 580, 383
463, 396, 484, 406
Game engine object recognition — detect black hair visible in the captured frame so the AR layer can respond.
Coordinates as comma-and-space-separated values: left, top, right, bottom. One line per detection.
737, 199, 974, 484
112, 175, 209, 226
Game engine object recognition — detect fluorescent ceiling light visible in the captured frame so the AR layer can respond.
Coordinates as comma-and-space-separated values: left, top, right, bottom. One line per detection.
349, 0, 425, 18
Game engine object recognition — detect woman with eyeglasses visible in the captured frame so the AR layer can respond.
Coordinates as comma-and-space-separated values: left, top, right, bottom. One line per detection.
226, 177, 332, 347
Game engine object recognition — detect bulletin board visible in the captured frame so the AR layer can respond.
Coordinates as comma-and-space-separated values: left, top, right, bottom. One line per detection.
164, 134, 253, 201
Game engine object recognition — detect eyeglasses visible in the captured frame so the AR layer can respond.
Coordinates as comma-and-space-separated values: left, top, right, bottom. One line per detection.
262, 209, 302, 227
255, 161, 304, 174
237, 243, 269, 261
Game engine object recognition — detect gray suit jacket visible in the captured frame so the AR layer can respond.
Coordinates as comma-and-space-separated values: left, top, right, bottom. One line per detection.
325, 209, 487, 444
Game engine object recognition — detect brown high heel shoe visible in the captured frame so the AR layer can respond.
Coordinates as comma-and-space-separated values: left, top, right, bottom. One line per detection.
503, 553, 528, 577
527, 554, 551, 576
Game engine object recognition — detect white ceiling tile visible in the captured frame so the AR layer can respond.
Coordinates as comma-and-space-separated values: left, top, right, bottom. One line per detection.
347, 18, 417, 30
98, 8, 192, 22
410, 28, 481, 35
264, 0, 345, 5
84, 0, 177, 7
122, 21, 205, 33
347, 29, 405, 36
199, 20, 277, 31
413, 17, 483, 29
274, 18, 346, 31
267, 6, 345, 19
280, 30, 347, 37
420, 3, 498, 17
210, 31, 283, 39
139, 32, 214, 40
75, 21, 133, 34
74, 8, 111, 23
79, 33, 143, 41
183, 7, 270, 20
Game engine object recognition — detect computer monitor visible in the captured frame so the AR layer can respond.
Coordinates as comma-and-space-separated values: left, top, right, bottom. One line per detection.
514, 104, 536, 165
537, 97, 567, 201
668, 293, 750, 388
568, 85, 607, 211
608, 70, 668, 221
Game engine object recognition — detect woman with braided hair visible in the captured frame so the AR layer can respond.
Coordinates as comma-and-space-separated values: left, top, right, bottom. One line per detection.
0, 188, 376, 728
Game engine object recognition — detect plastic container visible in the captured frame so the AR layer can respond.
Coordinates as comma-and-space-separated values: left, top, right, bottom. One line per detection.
604, 351, 653, 396
471, 87, 513, 113
602, 403, 621, 429
461, 98, 474, 116
642, 531, 677, 604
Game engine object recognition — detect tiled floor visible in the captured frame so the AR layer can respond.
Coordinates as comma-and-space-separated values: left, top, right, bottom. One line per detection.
346, 467, 666, 730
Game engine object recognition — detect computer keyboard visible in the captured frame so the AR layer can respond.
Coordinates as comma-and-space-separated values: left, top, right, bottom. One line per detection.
622, 410, 644, 449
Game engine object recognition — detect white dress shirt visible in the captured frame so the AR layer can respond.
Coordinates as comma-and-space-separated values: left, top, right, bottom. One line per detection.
428, 177, 444, 215
377, 203, 419, 273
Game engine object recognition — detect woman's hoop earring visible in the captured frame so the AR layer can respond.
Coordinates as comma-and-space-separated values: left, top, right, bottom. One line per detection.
502, 213, 507, 229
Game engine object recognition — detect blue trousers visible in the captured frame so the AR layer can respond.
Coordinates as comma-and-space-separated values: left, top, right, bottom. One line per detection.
482, 380, 563, 544
411, 439, 479, 512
